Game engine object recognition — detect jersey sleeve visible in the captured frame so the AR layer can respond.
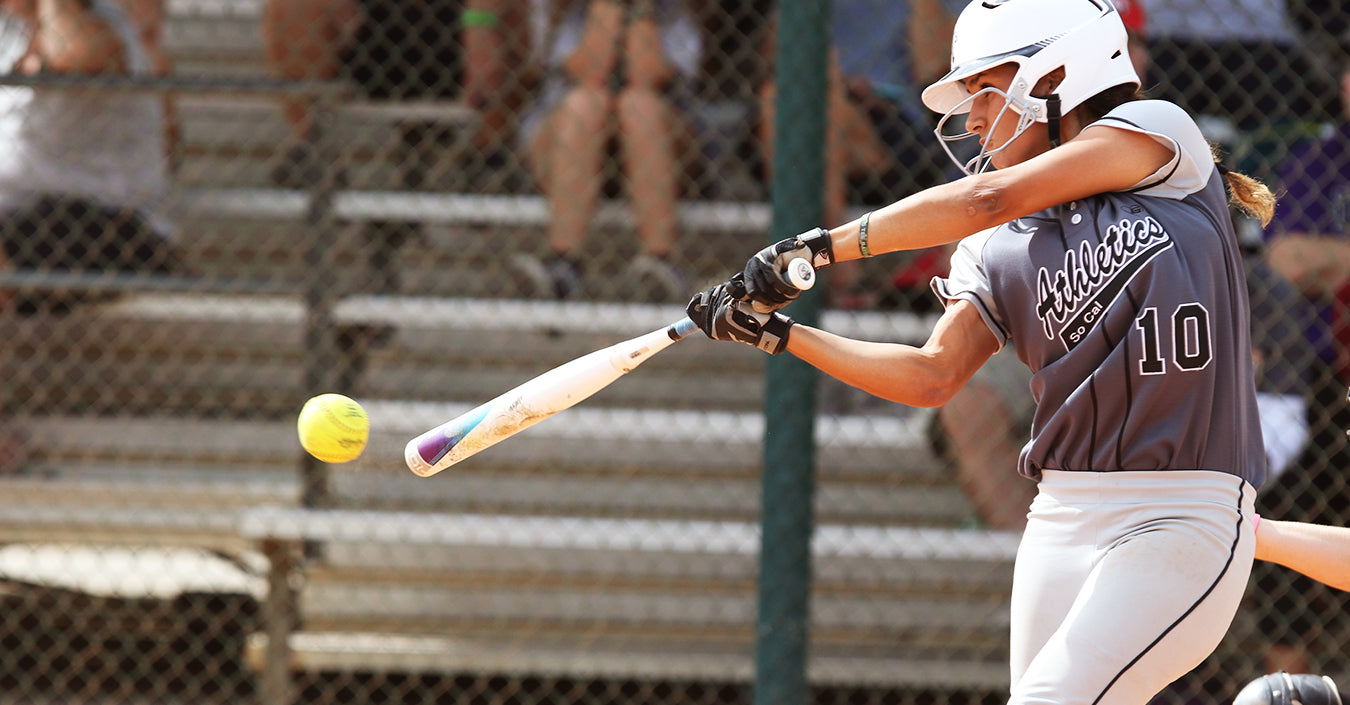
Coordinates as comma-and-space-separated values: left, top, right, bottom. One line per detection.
929, 228, 1011, 350
1091, 100, 1215, 199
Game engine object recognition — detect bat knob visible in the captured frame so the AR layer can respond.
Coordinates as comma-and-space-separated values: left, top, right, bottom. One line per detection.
785, 257, 816, 290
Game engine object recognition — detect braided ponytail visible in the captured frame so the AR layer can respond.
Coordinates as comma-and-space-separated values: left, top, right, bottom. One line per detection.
1210, 146, 1276, 227
1221, 167, 1276, 227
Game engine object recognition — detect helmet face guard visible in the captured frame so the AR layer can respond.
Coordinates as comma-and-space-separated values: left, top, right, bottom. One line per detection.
934, 85, 1039, 176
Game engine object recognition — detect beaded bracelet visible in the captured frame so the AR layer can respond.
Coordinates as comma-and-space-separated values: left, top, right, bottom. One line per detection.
858, 211, 874, 258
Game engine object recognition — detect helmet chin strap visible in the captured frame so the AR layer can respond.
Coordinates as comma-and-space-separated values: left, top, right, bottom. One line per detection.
1046, 93, 1062, 148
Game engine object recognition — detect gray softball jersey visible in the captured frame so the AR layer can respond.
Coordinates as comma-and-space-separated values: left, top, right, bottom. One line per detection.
933, 100, 1266, 487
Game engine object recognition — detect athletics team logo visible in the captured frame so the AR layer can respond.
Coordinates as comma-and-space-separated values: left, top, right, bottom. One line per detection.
1034, 216, 1174, 350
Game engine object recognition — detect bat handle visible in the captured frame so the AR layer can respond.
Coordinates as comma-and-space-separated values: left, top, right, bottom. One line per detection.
751, 257, 817, 314
668, 316, 699, 340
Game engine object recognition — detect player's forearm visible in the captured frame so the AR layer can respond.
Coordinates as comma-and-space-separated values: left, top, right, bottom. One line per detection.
1256, 519, 1350, 592
785, 326, 958, 408
828, 174, 1009, 262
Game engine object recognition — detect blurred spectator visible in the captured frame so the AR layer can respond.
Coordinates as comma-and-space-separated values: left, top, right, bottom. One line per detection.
1246, 255, 1316, 482
934, 344, 1037, 531
1253, 52, 1350, 675
261, 0, 474, 187
509, 0, 702, 302
0, 0, 180, 306
460, 0, 536, 174
758, 0, 959, 309
0, 0, 183, 471
1263, 54, 1350, 498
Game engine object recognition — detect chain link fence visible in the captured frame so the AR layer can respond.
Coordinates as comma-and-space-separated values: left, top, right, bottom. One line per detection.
0, 0, 1347, 704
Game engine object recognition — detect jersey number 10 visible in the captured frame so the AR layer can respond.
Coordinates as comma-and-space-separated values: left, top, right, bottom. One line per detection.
1136, 304, 1213, 375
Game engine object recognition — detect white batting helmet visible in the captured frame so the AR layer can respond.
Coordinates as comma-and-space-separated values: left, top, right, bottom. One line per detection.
922, 0, 1140, 173
923, 0, 1139, 116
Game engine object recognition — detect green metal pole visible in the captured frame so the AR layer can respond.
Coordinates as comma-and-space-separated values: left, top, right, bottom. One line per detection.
754, 2, 829, 705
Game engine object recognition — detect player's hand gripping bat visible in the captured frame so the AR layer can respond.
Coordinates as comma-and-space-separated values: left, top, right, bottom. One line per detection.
404, 258, 816, 476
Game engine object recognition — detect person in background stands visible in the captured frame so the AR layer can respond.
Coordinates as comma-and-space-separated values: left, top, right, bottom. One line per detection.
0, 0, 184, 472
0, 0, 180, 302
509, 0, 703, 302
1249, 51, 1350, 676
260, 0, 478, 187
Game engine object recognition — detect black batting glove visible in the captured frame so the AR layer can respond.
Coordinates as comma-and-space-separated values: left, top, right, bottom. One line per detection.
686, 274, 795, 355
742, 227, 833, 312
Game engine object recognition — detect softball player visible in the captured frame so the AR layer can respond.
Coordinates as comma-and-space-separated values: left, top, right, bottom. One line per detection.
686, 1, 1274, 703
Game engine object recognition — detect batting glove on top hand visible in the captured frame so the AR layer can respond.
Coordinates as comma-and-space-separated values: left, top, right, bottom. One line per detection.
686, 274, 795, 355
743, 227, 833, 312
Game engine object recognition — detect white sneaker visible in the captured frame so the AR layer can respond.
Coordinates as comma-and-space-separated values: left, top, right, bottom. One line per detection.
508, 253, 581, 299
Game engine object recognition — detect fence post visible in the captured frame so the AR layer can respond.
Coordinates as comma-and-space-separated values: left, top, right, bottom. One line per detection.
299, 95, 343, 512
754, 2, 830, 705
260, 539, 299, 705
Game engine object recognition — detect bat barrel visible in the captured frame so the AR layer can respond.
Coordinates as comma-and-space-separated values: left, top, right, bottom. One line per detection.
406, 259, 814, 477
406, 320, 690, 477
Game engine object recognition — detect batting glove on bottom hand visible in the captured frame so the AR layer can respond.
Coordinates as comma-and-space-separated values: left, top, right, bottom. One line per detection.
686, 274, 794, 355
743, 227, 833, 312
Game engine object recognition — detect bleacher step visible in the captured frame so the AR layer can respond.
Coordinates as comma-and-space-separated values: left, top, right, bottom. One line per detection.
10, 405, 960, 524
238, 508, 1016, 688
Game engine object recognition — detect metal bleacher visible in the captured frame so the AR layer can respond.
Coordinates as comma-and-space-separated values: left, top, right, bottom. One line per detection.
0, 2, 1019, 703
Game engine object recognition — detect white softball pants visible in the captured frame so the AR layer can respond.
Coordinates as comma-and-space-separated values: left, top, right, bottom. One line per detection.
1009, 469, 1257, 705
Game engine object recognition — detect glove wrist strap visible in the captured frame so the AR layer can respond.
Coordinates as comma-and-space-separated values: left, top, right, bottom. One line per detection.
798, 228, 834, 269
757, 313, 794, 355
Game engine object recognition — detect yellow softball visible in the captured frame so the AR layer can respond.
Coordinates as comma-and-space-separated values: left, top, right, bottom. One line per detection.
297, 393, 369, 463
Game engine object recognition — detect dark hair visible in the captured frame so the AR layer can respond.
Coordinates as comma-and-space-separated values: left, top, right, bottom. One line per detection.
1078, 83, 1147, 123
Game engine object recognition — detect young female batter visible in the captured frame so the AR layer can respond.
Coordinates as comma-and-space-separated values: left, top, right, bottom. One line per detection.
685, 0, 1275, 703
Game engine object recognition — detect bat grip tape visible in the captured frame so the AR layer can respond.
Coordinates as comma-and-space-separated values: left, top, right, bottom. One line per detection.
669, 317, 699, 340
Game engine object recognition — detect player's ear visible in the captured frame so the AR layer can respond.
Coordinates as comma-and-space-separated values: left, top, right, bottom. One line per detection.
1034, 67, 1067, 96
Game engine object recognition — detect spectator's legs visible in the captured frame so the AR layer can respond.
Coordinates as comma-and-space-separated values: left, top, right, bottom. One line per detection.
759, 78, 887, 307
462, 0, 531, 158
618, 85, 682, 258
821, 84, 849, 235
939, 378, 1037, 531
531, 85, 613, 256
261, 0, 362, 141
823, 81, 876, 307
